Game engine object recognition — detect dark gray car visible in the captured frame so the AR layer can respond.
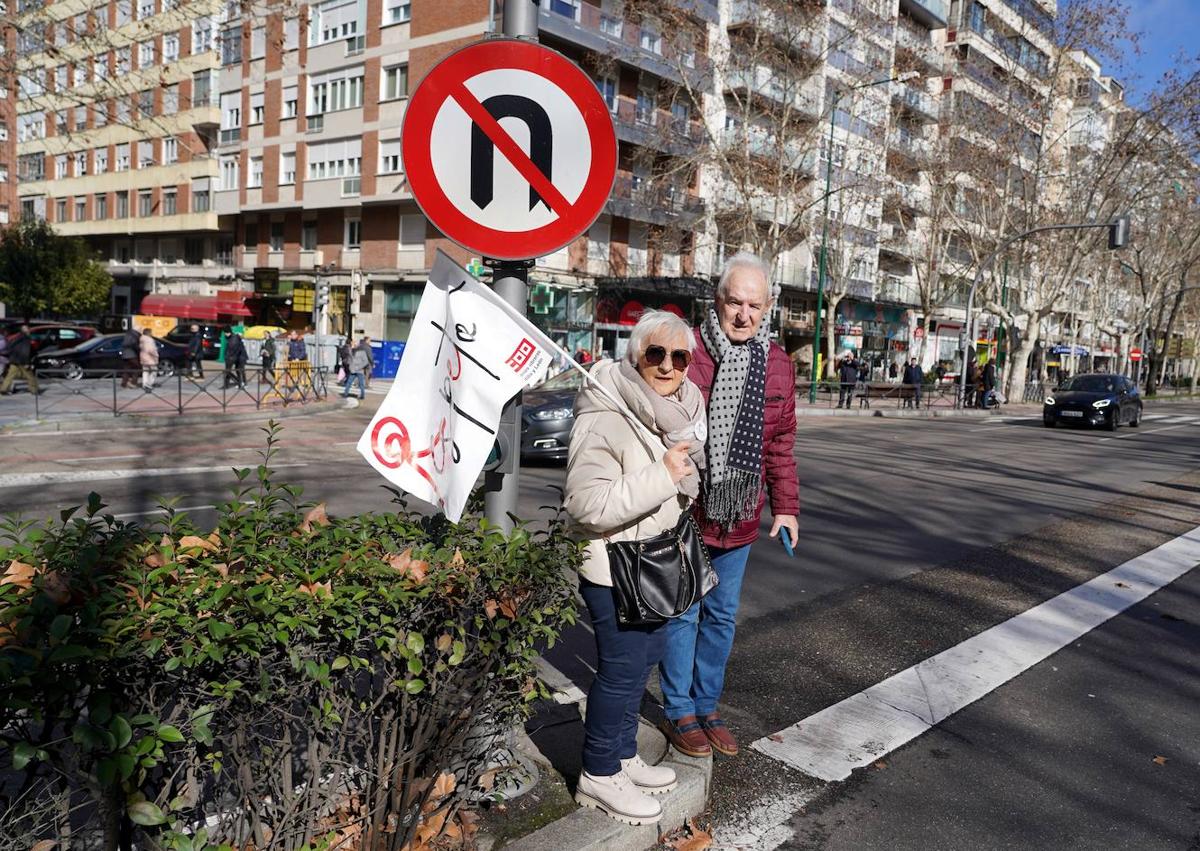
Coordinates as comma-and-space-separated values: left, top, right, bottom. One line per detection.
1043, 373, 1142, 430
521, 366, 592, 462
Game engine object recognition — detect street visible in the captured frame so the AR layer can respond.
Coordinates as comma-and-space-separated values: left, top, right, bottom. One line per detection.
1, 400, 1199, 848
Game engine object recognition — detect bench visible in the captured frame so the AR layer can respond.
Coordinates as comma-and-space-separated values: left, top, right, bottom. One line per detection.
856, 383, 918, 408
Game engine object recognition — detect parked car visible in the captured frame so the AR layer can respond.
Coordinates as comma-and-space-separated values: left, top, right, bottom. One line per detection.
164, 323, 229, 360
5, 323, 98, 355
520, 365, 592, 462
1043, 373, 1142, 430
34, 333, 187, 381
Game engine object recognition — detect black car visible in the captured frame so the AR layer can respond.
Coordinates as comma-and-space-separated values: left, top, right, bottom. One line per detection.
521, 365, 592, 462
164, 323, 229, 360
34, 333, 188, 381
1043, 373, 1142, 430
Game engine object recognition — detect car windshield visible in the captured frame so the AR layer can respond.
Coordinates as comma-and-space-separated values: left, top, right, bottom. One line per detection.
535, 366, 590, 392
1061, 375, 1116, 393
64, 335, 111, 353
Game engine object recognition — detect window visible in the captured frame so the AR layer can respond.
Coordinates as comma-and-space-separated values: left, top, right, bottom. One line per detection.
636, 89, 655, 124
55, 154, 68, 179
193, 18, 215, 53
73, 64, 87, 87
220, 155, 239, 190
221, 26, 242, 64
116, 190, 130, 218
75, 151, 87, 175
270, 222, 284, 251
73, 13, 87, 39
249, 156, 263, 187
163, 136, 178, 163
306, 137, 361, 179
162, 188, 176, 215
138, 140, 154, 168
95, 147, 108, 173
284, 17, 300, 49
379, 139, 401, 173
639, 23, 662, 54
383, 0, 410, 24
116, 47, 131, 75
18, 73, 45, 99
75, 197, 87, 221
0, 166, 7, 183
545, 0, 580, 21
220, 91, 241, 143
17, 113, 45, 143
308, 66, 364, 114
400, 214, 424, 248
56, 66, 68, 91
247, 26, 265, 59
249, 91, 264, 124
281, 150, 296, 183
600, 11, 622, 37
671, 100, 689, 132
117, 99, 132, 124
595, 76, 617, 112
138, 190, 153, 217
301, 221, 318, 250
243, 223, 258, 248
383, 64, 408, 100
164, 84, 178, 113
138, 0, 154, 20
344, 218, 361, 249
138, 89, 155, 116
20, 199, 40, 222
193, 70, 215, 107
116, 0, 132, 25
94, 55, 109, 81
95, 194, 107, 219
139, 39, 156, 67
95, 104, 109, 128
74, 105, 87, 129
311, 0, 360, 46
56, 199, 67, 221
55, 110, 68, 135
164, 33, 179, 61
116, 143, 131, 171
18, 153, 46, 181
192, 178, 211, 211
283, 85, 298, 118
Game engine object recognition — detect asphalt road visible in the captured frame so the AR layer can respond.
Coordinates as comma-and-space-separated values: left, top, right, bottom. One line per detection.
2, 399, 1199, 848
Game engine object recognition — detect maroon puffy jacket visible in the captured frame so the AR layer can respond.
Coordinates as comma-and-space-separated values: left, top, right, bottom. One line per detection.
687, 328, 800, 549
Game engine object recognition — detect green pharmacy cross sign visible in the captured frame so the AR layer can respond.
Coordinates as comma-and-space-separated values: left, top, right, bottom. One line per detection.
530, 283, 556, 315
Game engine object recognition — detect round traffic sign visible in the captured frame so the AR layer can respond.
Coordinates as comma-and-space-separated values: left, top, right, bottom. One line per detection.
1129, 347, 1142, 361
402, 39, 618, 261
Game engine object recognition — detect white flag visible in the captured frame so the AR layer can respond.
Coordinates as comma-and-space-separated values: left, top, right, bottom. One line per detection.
356, 251, 562, 522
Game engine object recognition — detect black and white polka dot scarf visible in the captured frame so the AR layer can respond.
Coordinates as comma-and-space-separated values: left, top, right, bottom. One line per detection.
700, 307, 770, 530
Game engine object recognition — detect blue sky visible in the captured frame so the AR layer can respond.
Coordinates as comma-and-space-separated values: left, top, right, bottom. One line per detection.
1117, 0, 1200, 105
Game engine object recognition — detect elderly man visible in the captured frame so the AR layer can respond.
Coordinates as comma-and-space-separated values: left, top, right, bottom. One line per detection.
658, 251, 800, 759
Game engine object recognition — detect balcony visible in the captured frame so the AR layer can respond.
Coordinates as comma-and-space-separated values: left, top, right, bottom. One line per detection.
611, 99, 704, 157
898, 0, 947, 29
728, 0, 823, 57
725, 67, 821, 119
883, 179, 927, 214
190, 106, 220, 135
895, 20, 942, 70
877, 274, 920, 305
722, 128, 818, 175
890, 128, 933, 163
893, 85, 938, 122
607, 175, 705, 227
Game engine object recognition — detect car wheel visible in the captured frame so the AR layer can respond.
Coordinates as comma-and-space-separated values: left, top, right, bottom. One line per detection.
63, 362, 84, 382
1105, 409, 1119, 431
1043, 417, 1055, 428
158, 361, 176, 380
1129, 405, 1141, 427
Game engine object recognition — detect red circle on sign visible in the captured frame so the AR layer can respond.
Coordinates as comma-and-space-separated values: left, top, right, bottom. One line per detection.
618, 301, 645, 326
660, 303, 684, 318
402, 39, 618, 261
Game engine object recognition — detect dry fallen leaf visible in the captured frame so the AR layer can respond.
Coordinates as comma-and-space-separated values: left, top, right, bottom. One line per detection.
2, 560, 36, 589
435, 633, 453, 653
296, 503, 330, 534
30, 840, 58, 851
874, 760, 888, 769
431, 772, 456, 801
457, 809, 480, 838
663, 819, 713, 851
483, 599, 499, 620
449, 548, 466, 569
1152, 755, 1168, 766
144, 551, 166, 569
476, 767, 500, 792
297, 581, 332, 599
389, 549, 428, 583
178, 535, 219, 553
498, 590, 531, 620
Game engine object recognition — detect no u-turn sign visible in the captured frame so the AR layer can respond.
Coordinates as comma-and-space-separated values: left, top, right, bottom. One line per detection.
402, 39, 618, 261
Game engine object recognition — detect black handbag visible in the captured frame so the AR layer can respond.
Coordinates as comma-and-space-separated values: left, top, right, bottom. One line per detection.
606, 511, 718, 627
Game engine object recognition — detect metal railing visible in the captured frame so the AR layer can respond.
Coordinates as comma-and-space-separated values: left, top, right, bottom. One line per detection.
803, 380, 967, 410
27, 364, 328, 420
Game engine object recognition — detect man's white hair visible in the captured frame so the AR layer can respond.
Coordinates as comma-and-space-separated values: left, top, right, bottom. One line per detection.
626, 310, 695, 364
716, 251, 779, 302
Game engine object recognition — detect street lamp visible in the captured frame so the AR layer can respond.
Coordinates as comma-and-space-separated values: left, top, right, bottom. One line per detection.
809, 71, 920, 403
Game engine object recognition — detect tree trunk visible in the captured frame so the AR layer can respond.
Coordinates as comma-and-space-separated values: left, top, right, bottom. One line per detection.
823, 293, 843, 380
1006, 325, 1039, 400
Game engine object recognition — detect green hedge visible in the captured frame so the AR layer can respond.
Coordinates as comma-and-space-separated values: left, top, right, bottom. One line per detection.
0, 424, 579, 851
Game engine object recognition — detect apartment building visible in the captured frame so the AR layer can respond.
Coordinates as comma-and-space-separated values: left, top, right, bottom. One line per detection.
0, 13, 14, 232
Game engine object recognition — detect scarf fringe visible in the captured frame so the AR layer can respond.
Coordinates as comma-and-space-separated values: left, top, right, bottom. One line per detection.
705, 470, 762, 529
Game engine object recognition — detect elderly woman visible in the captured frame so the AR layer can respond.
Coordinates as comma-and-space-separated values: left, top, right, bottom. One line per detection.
564, 310, 708, 826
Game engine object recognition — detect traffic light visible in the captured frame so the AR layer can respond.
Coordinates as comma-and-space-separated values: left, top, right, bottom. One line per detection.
316, 280, 331, 311
1108, 215, 1131, 250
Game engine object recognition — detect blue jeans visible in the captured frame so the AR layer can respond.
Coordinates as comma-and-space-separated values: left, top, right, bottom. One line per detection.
341, 372, 365, 398
659, 544, 751, 720
580, 579, 668, 777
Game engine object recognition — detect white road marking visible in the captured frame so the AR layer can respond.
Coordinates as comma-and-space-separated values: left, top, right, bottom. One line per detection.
752, 524, 1200, 782
1142, 414, 1171, 421
2, 427, 123, 438
711, 788, 819, 851
1160, 415, 1198, 424
0, 463, 305, 488
1100, 423, 1193, 442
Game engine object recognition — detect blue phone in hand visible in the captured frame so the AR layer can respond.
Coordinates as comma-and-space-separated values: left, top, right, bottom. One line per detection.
781, 526, 795, 558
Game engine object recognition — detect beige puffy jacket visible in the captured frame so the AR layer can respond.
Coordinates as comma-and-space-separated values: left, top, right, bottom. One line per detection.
563, 360, 691, 586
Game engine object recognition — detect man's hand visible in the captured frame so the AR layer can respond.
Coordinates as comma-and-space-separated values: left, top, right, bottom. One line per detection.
769, 514, 799, 541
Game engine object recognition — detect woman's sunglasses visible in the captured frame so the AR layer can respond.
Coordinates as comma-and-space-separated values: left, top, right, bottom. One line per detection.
643, 345, 692, 371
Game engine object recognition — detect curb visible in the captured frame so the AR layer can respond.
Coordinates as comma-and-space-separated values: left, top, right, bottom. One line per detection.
0, 400, 342, 435
795, 406, 1000, 419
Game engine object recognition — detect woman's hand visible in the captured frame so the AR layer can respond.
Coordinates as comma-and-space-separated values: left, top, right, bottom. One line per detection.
663, 441, 692, 484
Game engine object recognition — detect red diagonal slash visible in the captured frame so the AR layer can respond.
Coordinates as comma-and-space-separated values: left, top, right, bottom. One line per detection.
449, 82, 574, 218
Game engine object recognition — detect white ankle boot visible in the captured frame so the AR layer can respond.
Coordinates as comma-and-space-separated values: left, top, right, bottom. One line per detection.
575, 769, 663, 825
620, 755, 677, 795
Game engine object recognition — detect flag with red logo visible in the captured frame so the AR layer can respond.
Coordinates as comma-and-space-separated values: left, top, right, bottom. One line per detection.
356, 250, 561, 521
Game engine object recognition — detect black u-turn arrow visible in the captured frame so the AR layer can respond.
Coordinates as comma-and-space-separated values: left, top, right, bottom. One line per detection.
470, 94, 554, 212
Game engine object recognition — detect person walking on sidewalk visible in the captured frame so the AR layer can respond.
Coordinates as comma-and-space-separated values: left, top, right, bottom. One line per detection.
564, 310, 707, 827
963, 358, 978, 408
121, 326, 142, 388
341, 342, 371, 400
0, 331, 10, 386
357, 335, 375, 388
138, 329, 159, 393
185, 324, 205, 378
903, 358, 923, 409
659, 252, 799, 760
223, 330, 247, 389
0, 326, 38, 395
837, 352, 859, 409
980, 358, 997, 408
260, 334, 277, 385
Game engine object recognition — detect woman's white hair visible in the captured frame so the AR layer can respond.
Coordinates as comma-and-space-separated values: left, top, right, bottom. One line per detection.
626, 310, 695, 364
716, 251, 779, 301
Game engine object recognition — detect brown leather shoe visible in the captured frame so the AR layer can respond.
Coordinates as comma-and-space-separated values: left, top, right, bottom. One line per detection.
660, 715, 712, 758
700, 713, 738, 756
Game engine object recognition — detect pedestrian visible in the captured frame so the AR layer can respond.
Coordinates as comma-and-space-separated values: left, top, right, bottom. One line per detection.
121, 326, 142, 388
981, 358, 997, 408
261, 333, 277, 385
836, 352, 858, 409
357, 335, 375, 387
337, 337, 353, 384
888, 360, 899, 382
935, 361, 947, 382
902, 357, 923, 409
0, 331, 9, 385
223, 330, 247, 388
341, 339, 371, 400
963, 358, 978, 408
185, 324, 205, 378
0, 325, 38, 395
658, 251, 799, 759
564, 310, 705, 826
287, 329, 308, 361
138, 329, 159, 392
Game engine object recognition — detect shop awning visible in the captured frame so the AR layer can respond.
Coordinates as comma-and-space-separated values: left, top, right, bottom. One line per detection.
139, 291, 254, 321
